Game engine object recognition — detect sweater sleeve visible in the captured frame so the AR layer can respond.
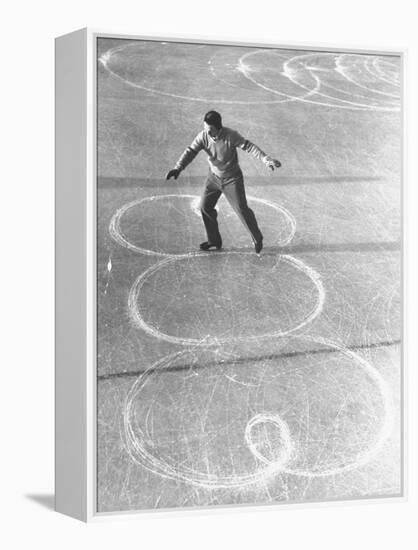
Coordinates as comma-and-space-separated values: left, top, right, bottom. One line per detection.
174, 132, 204, 171
231, 130, 271, 164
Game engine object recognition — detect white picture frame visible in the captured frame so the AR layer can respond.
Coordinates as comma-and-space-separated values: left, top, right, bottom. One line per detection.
55, 28, 405, 522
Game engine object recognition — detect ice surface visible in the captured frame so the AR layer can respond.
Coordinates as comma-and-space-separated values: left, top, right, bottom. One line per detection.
96, 39, 401, 512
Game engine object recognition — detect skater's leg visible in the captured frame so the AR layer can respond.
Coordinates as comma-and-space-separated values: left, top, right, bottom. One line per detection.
200, 173, 223, 247
222, 172, 263, 245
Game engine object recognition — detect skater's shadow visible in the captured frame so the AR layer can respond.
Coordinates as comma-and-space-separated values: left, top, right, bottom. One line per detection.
263, 241, 400, 255
214, 241, 399, 256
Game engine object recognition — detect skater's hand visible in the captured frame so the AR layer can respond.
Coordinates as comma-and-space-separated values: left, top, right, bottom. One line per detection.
166, 168, 181, 180
265, 158, 281, 171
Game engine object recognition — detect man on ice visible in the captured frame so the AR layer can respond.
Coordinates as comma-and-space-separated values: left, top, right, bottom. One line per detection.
166, 110, 281, 254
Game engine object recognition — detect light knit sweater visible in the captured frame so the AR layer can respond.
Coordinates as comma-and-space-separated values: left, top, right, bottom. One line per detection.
174, 126, 273, 179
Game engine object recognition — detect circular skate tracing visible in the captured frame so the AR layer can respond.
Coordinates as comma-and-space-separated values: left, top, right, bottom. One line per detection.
129, 252, 324, 345
109, 194, 296, 257
123, 338, 394, 489
241, 51, 400, 112
100, 41, 400, 111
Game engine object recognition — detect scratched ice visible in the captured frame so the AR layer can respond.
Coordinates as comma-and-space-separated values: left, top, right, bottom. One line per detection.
123, 338, 394, 489
96, 39, 402, 511
109, 194, 296, 257
128, 252, 324, 345
101, 43, 400, 111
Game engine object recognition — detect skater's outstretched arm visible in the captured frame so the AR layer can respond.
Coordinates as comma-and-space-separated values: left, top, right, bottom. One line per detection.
166, 132, 204, 180
233, 131, 282, 171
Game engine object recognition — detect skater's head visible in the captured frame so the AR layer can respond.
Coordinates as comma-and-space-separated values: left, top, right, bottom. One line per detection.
204, 111, 222, 129
204, 110, 222, 140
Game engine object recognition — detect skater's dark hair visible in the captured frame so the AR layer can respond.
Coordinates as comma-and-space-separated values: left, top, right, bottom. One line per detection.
204, 110, 222, 129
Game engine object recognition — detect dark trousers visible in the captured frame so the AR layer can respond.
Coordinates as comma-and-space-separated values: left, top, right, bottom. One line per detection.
200, 170, 262, 245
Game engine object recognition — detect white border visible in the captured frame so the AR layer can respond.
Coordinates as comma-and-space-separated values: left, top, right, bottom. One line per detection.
91, 29, 405, 56
86, 29, 96, 523
55, 28, 90, 522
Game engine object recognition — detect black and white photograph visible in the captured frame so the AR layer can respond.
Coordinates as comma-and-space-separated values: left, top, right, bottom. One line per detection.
96, 36, 402, 514
5, 0, 418, 543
